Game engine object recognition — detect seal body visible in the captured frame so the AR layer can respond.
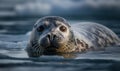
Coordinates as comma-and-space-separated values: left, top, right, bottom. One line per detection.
72, 22, 120, 52
26, 16, 120, 57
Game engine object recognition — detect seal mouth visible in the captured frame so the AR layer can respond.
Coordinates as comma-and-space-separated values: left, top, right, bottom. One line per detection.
42, 35, 66, 55
43, 42, 60, 55
40, 36, 61, 54
45, 43, 58, 50
43, 46, 57, 55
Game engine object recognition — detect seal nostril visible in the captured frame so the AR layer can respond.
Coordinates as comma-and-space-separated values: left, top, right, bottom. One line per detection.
53, 35, 56, 39
47, 34, 51, 40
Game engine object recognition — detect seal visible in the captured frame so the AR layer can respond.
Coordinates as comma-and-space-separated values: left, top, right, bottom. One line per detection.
26, 16, 120, 57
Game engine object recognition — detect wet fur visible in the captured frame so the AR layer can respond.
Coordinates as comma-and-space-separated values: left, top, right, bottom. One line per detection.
72, 22, 120, 51
26, 16, 120, 57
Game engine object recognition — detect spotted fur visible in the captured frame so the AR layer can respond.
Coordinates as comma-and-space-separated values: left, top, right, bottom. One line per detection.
72, 22, 120, 51
26, 16, 120, 57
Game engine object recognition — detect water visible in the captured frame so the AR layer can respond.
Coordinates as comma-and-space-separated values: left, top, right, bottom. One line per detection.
0, 19, 120, 71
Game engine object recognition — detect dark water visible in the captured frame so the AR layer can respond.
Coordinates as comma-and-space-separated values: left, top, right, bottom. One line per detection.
0, 0, 120, 71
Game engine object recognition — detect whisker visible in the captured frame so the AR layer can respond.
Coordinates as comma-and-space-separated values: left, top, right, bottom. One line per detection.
31, 40, 44, 55
33, 43, 38, 48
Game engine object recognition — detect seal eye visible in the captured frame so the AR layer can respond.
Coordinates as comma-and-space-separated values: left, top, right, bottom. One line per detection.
37, 25, 44, 32
59, 25, 67, 32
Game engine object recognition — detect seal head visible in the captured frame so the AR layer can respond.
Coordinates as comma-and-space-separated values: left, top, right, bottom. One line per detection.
26, 16, 76, 57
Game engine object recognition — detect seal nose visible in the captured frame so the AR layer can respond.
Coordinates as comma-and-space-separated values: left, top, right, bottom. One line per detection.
47, 33, 57, 41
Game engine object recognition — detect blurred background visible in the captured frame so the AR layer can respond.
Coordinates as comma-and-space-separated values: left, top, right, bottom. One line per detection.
0, 0, 120, 35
